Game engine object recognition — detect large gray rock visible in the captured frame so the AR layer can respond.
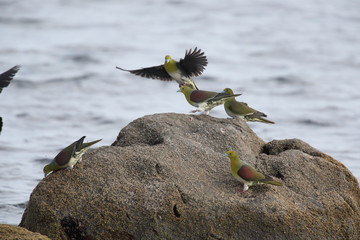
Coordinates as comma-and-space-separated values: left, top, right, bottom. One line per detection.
20, 113, 360, 240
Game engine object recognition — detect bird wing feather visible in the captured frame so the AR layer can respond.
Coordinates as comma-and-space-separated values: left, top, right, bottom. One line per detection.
249, 112, 267, 118
54, 148, 73, 166
209, 93, 241, 102
0, 65, 20, 92
229, 101, 257, 116
54, 136, 85, 165
116, 65, 173, 81
189, 90, 217, 103
74, 136, 86, 152
178, 47, 208, 77
237, 164, 265, 181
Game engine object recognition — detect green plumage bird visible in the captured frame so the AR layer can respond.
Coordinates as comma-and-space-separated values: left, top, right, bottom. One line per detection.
222, 88, 274, 124
116, 47, 207, 89
178, 84, 242, 115
43, 136, 102, 177
0, 65, 20, 134
224, 150, 282, 192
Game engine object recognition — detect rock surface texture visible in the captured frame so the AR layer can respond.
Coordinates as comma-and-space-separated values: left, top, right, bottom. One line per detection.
20, 113, 360, 240
0, 224, 50, 240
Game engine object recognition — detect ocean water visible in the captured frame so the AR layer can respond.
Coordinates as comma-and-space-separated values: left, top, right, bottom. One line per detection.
0, 0, 359, 225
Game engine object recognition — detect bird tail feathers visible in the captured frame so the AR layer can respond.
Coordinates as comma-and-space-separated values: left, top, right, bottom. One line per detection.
246, 116, 275, 124
261, 174, 283, 186
81, 139, 102, 150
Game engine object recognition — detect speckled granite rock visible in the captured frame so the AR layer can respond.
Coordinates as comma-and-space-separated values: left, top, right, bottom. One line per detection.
20, 113, 360, 240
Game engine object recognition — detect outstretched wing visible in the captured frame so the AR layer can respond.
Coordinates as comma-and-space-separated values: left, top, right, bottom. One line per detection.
0, 65, 20, 93
177, 47, 208, 77
116, 65, 173, 81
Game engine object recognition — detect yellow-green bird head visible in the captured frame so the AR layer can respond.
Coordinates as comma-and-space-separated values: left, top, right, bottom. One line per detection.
224, 150, 237, 159
43, 162, 56, 176
222, 88, 234, 95
164, 55, 172, 63
177, 84, 198, 106
178, 84, 192, 93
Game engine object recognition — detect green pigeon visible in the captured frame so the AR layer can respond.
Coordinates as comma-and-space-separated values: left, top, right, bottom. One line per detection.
43, 136, 102, 177
178, 84, 242, 115
224, 150, 282, 192
116, 47, 207, 89
0, 65, 20, 134
222, 88, 274, 124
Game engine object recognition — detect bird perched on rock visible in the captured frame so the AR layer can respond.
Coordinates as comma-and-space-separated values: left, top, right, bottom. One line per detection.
116, 47, 207, 89
43, 136, 102, 177
224, 150, 282, 192
0, 65, 20, 134
178, 84, 241, 115
222, 88, 274, 124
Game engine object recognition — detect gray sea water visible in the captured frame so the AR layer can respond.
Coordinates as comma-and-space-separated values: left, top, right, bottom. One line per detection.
0, 0, 359, 225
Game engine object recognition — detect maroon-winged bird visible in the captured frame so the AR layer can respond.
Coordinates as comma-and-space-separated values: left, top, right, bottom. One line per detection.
224, 150, 282, 192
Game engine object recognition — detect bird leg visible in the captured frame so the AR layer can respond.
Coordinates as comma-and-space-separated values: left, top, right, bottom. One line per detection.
189, 109, 210, 115
189, 108, 205, 114
238, 183, 249, 193
190, 109, 200, 113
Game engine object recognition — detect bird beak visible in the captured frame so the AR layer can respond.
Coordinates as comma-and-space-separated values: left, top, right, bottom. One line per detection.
223, 153, 228, 157
177, 89, 181, 92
